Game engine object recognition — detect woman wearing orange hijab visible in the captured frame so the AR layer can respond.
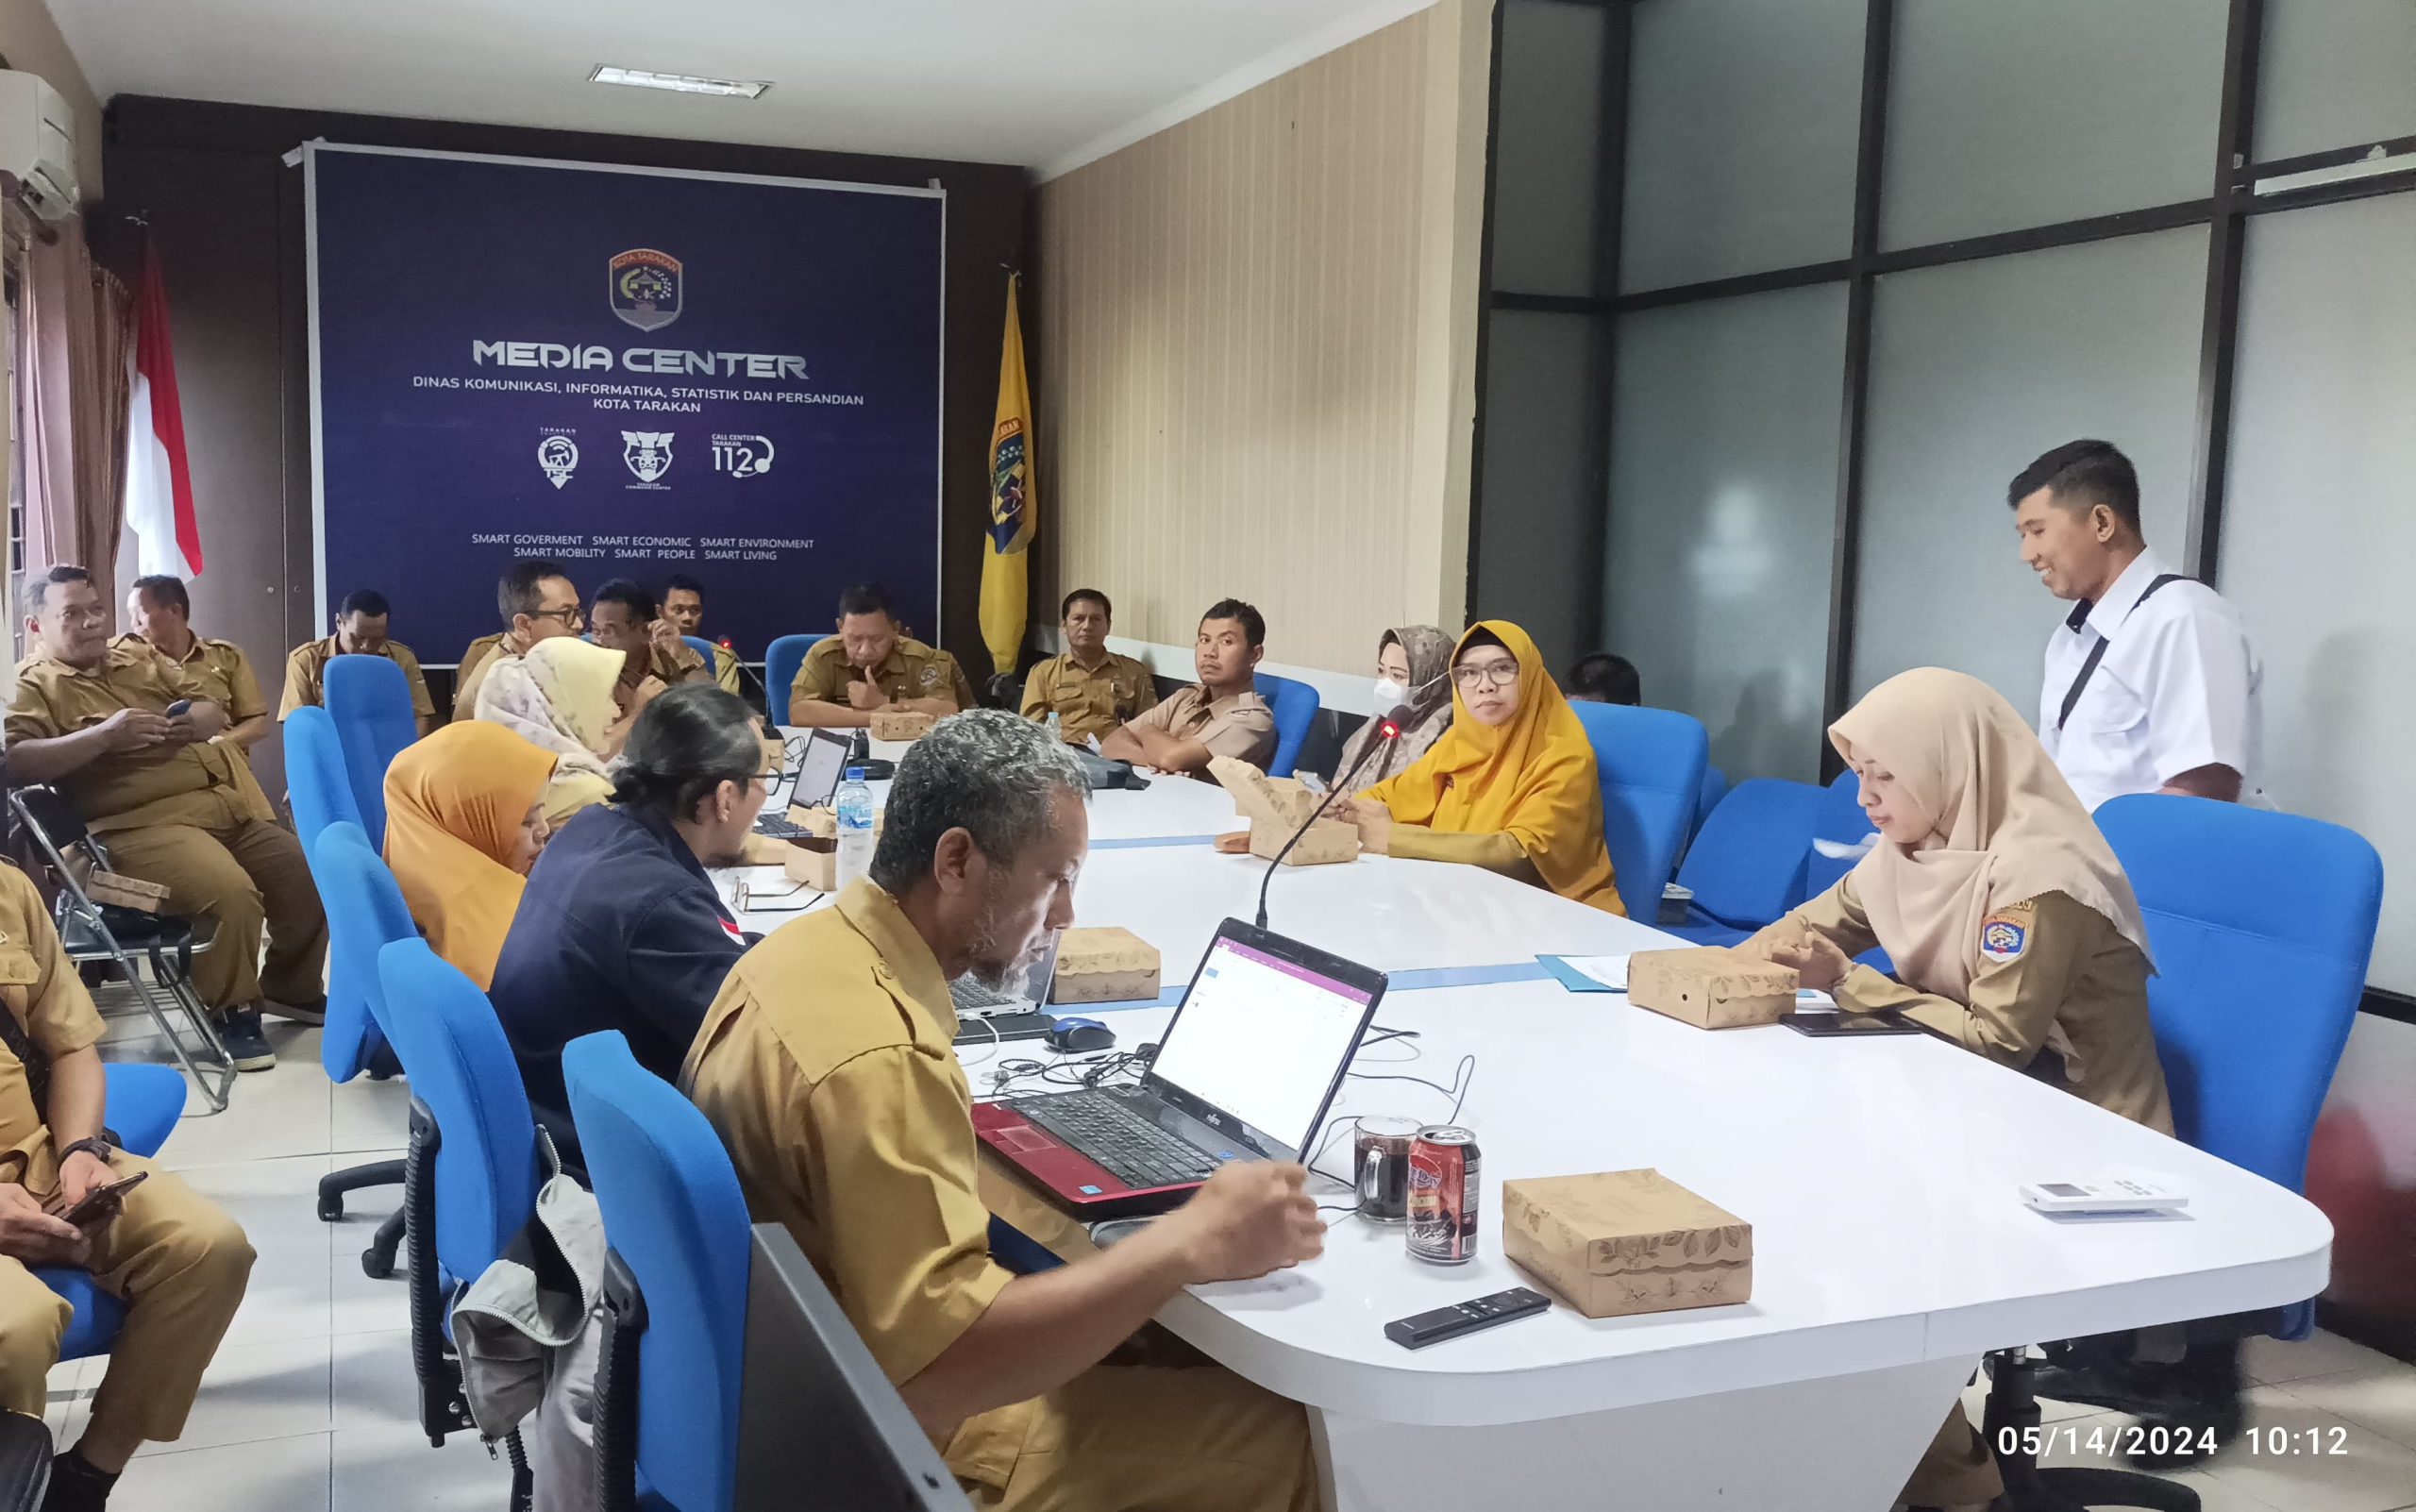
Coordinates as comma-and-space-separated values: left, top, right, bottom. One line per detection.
1333, 621, 1622, 915
382, 722, 558, 990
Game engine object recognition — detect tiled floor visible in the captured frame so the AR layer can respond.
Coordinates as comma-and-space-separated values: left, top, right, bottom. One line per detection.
61, 1016, 2416, 1512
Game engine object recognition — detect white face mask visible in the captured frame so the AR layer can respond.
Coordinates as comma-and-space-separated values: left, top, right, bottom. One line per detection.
1373, 677, 1408, 709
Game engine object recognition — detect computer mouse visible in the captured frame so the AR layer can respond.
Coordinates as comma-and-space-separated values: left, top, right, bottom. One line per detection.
1046, 1016, 1116, 1053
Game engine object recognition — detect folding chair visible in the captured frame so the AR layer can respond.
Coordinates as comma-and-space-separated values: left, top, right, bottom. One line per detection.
6, 785, 233, 1112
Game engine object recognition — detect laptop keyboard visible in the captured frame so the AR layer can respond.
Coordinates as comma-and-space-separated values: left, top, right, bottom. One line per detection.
753, 814, 814, 841
949, 976, 1020, 1014
1005, 1090, 1224, 1191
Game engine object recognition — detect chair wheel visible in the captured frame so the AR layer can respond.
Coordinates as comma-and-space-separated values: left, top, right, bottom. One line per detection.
318, 1193, 344, 1222
361, 1246, 395, 1280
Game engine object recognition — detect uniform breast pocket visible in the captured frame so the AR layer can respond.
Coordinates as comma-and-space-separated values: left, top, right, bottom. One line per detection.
2072, 677, 2149, 739
0, 949, 40, 991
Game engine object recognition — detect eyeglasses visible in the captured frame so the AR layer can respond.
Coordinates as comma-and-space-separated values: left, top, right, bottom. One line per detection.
1451, 660, 1519, 690
530, 606, 584, 630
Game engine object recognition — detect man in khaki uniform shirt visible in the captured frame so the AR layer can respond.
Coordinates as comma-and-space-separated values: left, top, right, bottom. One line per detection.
685, 712, 1323, 1511
279, 588, 437, 736
118, 575, 277, 826
7, 568, 327, 1067
591, 579, 713, 693
1020, 590, 1152, 747
1100, 598, 1277, 776
786, 581, 975, 728
661, 574, 743, 693
453, 558, 583, 721
0, 860, 253, 1508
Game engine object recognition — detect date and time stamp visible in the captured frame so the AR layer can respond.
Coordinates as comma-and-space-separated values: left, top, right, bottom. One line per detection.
1997, 1423, 2355, 1459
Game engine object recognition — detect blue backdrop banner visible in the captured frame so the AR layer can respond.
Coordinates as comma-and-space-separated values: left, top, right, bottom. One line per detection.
304, 143, 945, 664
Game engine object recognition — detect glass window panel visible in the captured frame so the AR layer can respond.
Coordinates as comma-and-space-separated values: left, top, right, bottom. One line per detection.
2218, 193, 2416, 991
1619, 0, 1864, 294
1604, 282, 1849, 782
1881, 0, 2226, 249
2256, 0, 2416, 161
1851, 227, 2208, 714
1491, 0, 1606, 297
1473, 310, 1602, 671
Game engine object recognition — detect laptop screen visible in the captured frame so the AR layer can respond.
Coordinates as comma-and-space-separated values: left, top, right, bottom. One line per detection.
794, 731, 850, 809
1146, 932, 1378, 1161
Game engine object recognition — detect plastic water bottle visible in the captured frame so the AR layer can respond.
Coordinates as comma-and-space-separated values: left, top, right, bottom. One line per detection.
835, 767, 876, 890
1044, 711, 1064, 744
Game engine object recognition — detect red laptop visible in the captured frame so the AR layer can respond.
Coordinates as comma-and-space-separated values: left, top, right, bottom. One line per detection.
972, 919, 1387, 1219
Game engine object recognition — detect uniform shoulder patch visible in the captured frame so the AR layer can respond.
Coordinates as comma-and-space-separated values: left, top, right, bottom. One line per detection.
1979, 910, 2030, 964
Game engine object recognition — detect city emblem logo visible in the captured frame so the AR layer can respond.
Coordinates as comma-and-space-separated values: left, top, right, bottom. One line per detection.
608, 248, 682, 332
621, 430, 674, 484
711, 433, 776, 478
536, 433, 579, 490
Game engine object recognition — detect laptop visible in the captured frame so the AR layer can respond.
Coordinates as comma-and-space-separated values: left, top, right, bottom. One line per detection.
971, 919, 1386, 1218
948, 930, 1064, 1047
758, 730, 853, 838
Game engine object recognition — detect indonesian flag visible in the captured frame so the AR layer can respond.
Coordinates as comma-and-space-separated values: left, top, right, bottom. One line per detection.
122, 251, 203, 579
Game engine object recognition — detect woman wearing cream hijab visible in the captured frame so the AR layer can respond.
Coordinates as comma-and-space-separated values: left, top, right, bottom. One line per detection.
1334, 621, 1622, 915
1746, 668, 2169, 1512
382, 722, 558, 989
473, 634, 623, 819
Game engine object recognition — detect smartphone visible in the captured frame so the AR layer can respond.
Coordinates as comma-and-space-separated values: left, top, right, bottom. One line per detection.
164, 699, 193, 718
59, 1171, 148, 1228
1782, 1010, 1926, 1037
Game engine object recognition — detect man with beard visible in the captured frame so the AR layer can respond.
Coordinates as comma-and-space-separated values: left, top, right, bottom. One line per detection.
487, 685, 767, 1150
685, 710, 1326, 1510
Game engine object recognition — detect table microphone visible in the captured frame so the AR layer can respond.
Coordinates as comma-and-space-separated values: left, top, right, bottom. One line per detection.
1252, 704, 1411, 932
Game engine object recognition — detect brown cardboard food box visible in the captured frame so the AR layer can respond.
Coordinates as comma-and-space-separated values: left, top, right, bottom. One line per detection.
869, 710, 935, 742
739, 833, 801, 867
1626, 948, 1799, 1030
1206, 756, 1359, 867
1502, 1169, 1753, 1319
1049, 927, 1162, 1005
761, 736, 787, 774
781, 836, 840, 893
787, 806, 885, 840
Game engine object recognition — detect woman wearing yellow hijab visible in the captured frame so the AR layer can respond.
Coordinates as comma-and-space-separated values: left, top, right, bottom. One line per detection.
383, 723, 558, 990
1334, 621, 1622, 915
473, 634, 622, 820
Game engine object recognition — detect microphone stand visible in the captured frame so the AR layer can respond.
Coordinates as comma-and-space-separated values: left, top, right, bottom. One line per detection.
1252, 705, 1411, 932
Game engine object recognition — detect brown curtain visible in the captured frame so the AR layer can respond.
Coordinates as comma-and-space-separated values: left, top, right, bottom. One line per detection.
19, 216, 131, 599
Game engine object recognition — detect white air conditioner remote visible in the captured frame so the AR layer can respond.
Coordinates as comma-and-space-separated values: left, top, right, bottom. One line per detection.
2020, 1175, 2189, 1215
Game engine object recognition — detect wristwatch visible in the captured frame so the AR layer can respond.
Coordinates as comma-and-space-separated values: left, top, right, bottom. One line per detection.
59, 1135, 114, 1165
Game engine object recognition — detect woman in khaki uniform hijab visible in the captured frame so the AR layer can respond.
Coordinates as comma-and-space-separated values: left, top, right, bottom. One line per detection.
1744, 667, 2171, 1510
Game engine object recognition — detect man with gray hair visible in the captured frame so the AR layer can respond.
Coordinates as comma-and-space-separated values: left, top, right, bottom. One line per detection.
685, 710, 1324, 1511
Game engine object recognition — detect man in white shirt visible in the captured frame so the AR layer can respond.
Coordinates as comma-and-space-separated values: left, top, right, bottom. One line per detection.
2011, 439, 2263, 812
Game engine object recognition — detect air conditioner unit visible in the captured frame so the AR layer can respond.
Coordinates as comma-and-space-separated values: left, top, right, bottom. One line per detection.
0, 71, 78, 222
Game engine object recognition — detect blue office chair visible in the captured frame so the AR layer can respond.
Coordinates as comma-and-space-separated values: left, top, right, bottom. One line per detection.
680, 634, 719, 669
325, 654, 419, 848
37, 1064, 192, 1365
1569, 702, 1708, 919
1692, 765, 1728, 844
1667, 779, 1823, 946
763, 633, 829, 718
1254, 673, 1319, 777
1983, 796, 2384, 1512
1804, 767, 1877, 899
378, 937, 545, 1452
310, 822, 427, 1277
564, 1032, 751, 1512
285, 708, 385, 1082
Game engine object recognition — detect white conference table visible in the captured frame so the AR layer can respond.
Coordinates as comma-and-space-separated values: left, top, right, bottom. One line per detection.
731, 740, 2333, 1512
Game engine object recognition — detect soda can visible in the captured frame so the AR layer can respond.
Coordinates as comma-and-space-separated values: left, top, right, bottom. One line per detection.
1405, 1125, 1480, 1265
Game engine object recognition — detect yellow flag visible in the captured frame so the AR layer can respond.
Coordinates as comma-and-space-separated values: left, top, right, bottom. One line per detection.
979, 274, 1034, 677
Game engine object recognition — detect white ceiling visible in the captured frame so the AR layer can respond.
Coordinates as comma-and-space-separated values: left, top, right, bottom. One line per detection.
50, 0, 1434, 178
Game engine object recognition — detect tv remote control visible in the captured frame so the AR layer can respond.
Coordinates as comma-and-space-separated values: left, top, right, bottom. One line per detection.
1384, 1287, 1552, 1350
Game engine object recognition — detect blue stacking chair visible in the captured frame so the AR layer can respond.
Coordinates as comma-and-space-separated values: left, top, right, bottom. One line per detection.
309, 822, 426, 1277
680, 634, 718, 668
1667, 779, 1823, 946
324, 654, 419, 848
285, 708, 385, 1083
564, 1032, 751, 1512
1253, 673, 1319, 777
37, 1065, 191, 1367
1804, 768, 1876, 898
1569, 703, 1708, 919
1691, 765, 1728, 844
763, 633, 829, 718
377, 937, 545, 1454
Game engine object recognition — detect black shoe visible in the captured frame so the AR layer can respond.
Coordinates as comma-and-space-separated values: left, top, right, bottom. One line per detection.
219, 1008, 277, 1071
2028, 1355, 2173, 1416
264, 997, 327, 1027
42, 1451, 117, 1512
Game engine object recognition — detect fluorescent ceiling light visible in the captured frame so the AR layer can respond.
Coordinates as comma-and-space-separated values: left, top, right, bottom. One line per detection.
589, 65, 769, 98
